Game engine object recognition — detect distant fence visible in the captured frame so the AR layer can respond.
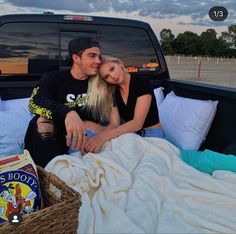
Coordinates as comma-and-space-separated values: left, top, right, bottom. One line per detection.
165, 55, 236, 88
165, 55, 236, 65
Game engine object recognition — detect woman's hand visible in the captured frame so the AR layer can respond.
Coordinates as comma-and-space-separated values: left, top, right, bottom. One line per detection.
83, 133, 107, 153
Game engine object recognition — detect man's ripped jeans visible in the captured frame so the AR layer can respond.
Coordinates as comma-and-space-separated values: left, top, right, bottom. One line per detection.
36, 117, 54, 140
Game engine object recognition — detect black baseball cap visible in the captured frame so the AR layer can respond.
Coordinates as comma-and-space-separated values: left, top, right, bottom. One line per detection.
68, 37, 100, 56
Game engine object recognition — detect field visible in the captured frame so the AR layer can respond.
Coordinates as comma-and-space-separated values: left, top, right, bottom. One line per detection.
165, 56, 236, 88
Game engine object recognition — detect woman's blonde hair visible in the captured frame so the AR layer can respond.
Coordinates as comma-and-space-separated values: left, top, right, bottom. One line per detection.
85, 55, 122, 121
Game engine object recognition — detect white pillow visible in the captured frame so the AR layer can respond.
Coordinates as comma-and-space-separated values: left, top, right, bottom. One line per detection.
0, 109, 33, 157
1, 97, 30, 112
0, 97, 3, 111
154, 87, 165, 107
159, 91, 218, 150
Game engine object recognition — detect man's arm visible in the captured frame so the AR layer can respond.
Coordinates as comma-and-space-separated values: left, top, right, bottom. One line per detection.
29, 72, 86, 149
29, 72, 73, 121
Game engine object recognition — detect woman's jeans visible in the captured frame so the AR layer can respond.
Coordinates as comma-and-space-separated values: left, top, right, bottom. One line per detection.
137, 128, 165, 138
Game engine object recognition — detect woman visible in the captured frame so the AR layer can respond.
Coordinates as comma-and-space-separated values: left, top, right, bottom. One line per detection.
83, 55, 164, 153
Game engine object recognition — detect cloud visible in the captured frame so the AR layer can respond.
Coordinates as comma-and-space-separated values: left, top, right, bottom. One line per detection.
0, 0, 234, 38
0, 44, 33, 58
6, 0, 110, 12
5, 0, 235, 26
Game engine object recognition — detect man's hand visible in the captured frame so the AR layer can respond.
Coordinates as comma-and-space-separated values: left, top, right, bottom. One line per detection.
65, 111, 86, 150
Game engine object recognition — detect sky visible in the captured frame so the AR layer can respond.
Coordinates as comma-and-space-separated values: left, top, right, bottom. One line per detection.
0, 0, 235, 38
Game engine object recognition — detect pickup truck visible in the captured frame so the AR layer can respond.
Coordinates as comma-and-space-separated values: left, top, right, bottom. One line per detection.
0, 13, 236, 154
2, 13, 236, 234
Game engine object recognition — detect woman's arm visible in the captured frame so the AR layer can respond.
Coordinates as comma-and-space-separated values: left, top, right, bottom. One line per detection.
116, 94, 152, 133
103, 106, 120, 130
83, 94, 151, 153
83, 106, 120, 133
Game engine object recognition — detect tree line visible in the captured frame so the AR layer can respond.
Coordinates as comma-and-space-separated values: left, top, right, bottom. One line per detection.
160, 25, 236, 57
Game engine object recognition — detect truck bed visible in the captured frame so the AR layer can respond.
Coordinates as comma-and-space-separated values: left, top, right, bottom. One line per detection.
1, 77, 236, 154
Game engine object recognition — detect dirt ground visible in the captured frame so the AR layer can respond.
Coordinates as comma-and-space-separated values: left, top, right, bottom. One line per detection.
165, 56, 236, 88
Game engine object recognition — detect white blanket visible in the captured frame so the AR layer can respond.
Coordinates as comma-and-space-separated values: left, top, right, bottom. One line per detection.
46, 133, 236, 233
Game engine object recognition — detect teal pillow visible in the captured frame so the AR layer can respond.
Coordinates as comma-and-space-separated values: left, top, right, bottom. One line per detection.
181, 149, 236, 174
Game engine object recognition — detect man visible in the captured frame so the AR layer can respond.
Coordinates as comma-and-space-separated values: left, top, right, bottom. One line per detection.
24, 37, 101, 167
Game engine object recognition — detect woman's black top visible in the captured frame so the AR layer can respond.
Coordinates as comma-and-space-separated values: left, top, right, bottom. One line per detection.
115, 75, 159, 128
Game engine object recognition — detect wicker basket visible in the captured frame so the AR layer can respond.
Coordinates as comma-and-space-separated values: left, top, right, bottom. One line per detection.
0, 166, 82, 234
